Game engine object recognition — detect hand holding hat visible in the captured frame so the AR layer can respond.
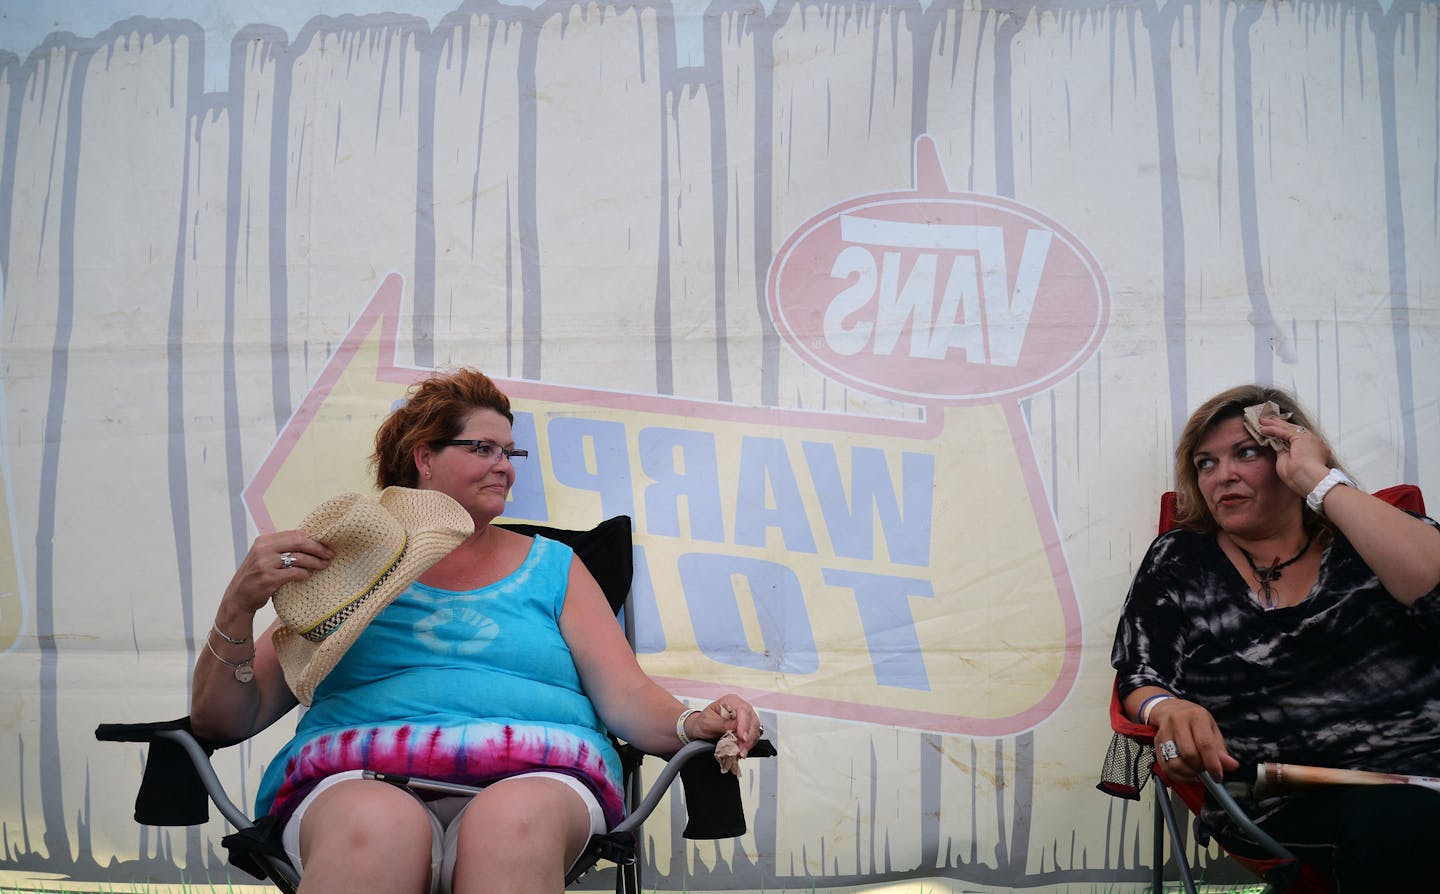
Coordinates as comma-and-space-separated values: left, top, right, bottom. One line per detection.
222, 532, 335, 622
271, 486, 474, 705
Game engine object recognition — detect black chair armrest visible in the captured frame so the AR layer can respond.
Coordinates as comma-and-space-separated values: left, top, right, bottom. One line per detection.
95, 718, 230, 826
97, 718, 300, 890
615, 737, 776, 840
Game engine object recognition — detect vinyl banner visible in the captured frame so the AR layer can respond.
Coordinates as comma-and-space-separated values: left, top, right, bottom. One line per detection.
0, 1, 1436, 892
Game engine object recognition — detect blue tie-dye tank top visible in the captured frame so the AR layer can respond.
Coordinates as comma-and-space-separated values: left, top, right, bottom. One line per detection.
255, 535, 625, 828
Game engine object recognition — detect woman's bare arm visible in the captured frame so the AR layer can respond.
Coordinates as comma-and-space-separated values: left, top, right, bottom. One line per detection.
190, 530, 331, 740
559, 558, 762, 755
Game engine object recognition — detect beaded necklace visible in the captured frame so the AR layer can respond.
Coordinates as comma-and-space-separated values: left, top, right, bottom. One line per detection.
1234, 532, 1314, 609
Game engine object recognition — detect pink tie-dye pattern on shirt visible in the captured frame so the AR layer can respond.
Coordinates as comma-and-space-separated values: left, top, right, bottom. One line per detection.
266, 721, 624, 827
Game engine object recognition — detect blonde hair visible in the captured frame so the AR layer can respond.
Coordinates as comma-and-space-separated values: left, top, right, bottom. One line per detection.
1172, 384, 1341, 533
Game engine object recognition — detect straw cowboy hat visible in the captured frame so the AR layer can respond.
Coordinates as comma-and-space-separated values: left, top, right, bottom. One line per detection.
272, 486, 474, 704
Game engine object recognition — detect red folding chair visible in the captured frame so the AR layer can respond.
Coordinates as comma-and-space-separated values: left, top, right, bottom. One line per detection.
1097, 485, 1426, 894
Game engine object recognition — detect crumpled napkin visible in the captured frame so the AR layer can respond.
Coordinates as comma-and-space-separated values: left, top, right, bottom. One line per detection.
713, 702, 743, 776
714, 731, 743, 776
1242, 401, 1293, 452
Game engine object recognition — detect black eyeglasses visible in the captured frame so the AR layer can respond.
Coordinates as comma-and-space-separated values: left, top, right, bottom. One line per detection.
437, 440, 529, 463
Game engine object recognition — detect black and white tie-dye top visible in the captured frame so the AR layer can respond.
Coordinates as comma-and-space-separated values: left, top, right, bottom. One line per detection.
1111, 518, 1440, 830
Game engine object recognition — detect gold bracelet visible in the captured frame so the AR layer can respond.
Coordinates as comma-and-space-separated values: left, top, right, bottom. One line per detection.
205, 637, 255, 683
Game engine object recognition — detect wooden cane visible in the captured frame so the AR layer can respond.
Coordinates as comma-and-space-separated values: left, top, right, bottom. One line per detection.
1255, 762, 1440, 798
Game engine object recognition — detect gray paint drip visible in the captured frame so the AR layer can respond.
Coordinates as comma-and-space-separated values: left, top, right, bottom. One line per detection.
1374, 6, 1419, 483
36, 30, 91, 871
1148, 2, 1190, 442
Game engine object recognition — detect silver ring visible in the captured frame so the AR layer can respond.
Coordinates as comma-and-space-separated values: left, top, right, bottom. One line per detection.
280, 552, 295, 569
1294, 426, 1307, 434
1159, 739, 1179, 761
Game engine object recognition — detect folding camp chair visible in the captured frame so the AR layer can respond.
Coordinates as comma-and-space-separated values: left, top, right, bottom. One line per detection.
97, 515, 775, 894
1099, 679, 1324, 894
1096, 486, 1426, 894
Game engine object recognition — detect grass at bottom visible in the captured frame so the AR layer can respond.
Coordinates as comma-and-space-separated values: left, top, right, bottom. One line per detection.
662, 882, 1270, 894
0, 879, 273, 894
0, 882, 1271, 894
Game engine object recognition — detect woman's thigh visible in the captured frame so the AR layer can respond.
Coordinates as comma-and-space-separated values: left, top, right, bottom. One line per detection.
294, 778, 440, 894
446, 776, 596, 894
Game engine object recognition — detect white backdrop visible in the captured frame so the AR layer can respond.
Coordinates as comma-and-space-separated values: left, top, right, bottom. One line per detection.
0, 0, 1436, 890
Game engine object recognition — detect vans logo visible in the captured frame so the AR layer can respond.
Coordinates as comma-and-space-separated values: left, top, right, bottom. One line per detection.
768, 136, 1108, 404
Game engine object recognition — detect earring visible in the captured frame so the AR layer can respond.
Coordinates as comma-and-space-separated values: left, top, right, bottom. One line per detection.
424, 471, 432, 479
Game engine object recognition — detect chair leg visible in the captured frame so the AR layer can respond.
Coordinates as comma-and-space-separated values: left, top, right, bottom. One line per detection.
1152, 789, 1164, 894
616, 857, 639, 894
1153, 778, 1198, 894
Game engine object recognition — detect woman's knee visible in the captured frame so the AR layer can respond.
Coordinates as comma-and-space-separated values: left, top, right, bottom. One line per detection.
299, 781, 436, 881
451, 778, 592, 874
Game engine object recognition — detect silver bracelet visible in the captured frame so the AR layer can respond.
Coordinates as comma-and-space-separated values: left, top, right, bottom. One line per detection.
210, 621, 250, 646
675, 707, 702, 745
205, 637, 255, 683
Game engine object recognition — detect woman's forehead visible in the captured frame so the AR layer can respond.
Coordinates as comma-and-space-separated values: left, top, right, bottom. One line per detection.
457, 407, 513, 437
1196, 415, 1251, 452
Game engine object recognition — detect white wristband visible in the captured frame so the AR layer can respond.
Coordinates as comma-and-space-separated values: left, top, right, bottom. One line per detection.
675, 708, 701, 745
1305, 467, 1357, 515
1138, 694, 1174, 726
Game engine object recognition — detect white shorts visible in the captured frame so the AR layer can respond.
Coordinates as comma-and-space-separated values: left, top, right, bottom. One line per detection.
280, 769, 607, 894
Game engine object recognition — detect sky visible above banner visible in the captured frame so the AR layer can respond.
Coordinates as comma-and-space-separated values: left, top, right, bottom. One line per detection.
1, 0, 739, 84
